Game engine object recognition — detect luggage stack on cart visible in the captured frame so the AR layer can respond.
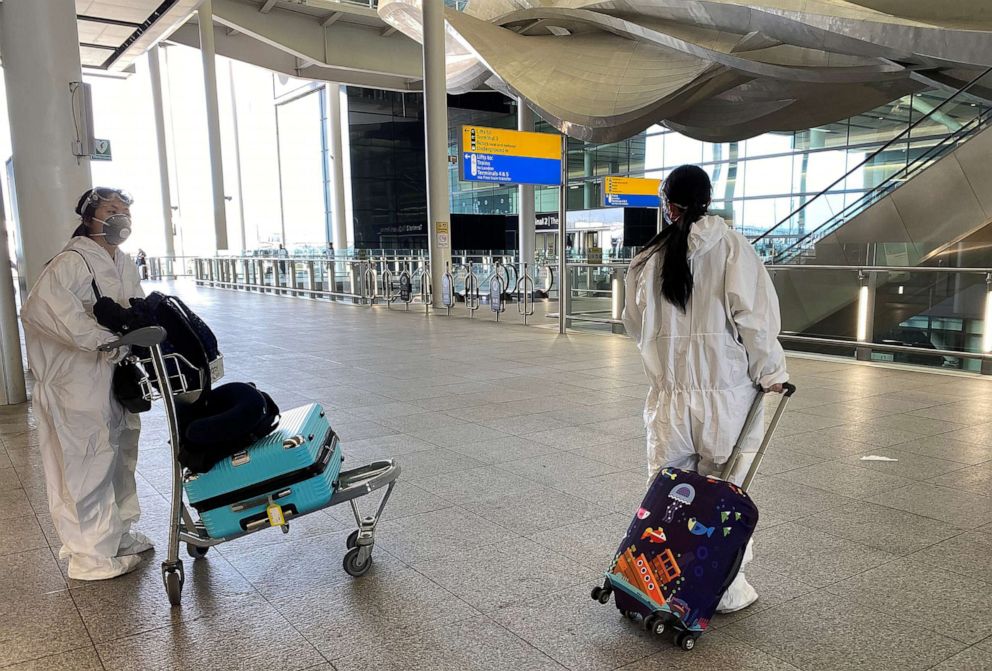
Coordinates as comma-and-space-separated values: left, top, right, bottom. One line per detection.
98, 304, 400, 607
591, 384, 796, 650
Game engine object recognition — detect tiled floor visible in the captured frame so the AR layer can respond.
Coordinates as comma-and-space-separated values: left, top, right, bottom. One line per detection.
2, 281, 992, 671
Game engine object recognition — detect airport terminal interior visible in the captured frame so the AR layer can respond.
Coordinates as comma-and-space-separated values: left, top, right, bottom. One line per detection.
0, 1, 991, 670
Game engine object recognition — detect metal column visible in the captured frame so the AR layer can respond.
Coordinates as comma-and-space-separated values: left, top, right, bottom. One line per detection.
0, 187, 26, 405
518, 98, 535, 272
326, 83, 349, 252
558, 136, 568, 334
0, 0, 92, 295
147, 46, 176, 275
198, 0, 229, 251
227, 60, 248, 252
422, 0, 451, 309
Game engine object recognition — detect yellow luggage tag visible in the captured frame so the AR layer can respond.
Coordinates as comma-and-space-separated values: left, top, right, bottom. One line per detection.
266, 502, 285, 527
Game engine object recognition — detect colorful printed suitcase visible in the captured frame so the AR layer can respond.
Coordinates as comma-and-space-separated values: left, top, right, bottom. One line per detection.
591, 383, 796, 651
183, 403, 343, 539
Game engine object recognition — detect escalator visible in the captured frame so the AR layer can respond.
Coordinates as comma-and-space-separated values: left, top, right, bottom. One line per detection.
751, 69, 992, 368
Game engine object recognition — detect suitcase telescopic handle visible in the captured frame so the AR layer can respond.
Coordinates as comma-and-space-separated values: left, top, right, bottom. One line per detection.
720, 382, 797, 492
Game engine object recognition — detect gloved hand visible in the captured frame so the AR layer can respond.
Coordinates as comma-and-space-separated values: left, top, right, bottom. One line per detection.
94, 297, 155, 335
104, 345, 130, 365
93, 297, 130, 334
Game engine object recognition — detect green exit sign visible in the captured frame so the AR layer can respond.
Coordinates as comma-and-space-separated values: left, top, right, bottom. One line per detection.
91, 138, 112, 161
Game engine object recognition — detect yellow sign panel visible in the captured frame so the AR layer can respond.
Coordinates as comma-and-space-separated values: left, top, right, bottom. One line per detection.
604, 176, 661, 196
462, 125, 561, 160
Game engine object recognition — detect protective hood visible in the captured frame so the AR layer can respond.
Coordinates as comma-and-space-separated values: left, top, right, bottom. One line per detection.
687, 215, 729, 260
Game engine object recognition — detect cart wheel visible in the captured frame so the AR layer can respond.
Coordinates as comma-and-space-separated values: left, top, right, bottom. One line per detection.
346, 530, 360, 550
596, 588, 611, 605
342, 547, 372, 577
590, 586, 603, 601
676, 633, 696, 651
163, 569, 184, 606
186, 544, 209, 559
623, 610, 638, 621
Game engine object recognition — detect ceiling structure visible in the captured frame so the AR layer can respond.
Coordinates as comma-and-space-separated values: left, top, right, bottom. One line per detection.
165, 0, 424, 91
378, 0, 992, 142
75, 0, 202, 71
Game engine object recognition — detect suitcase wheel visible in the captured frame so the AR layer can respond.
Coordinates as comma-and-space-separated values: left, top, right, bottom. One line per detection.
676, 632, 697, 651
590, 585, 612, 605
643, 614, 665, 636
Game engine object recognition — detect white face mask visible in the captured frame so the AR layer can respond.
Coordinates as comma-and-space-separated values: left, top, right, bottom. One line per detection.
91, 213, 132, 246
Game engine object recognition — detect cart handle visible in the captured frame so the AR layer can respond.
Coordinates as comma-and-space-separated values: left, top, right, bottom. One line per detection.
98, 326, 167, 351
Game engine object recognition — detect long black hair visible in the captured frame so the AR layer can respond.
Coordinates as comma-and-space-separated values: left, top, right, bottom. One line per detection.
631, 165, 712, 312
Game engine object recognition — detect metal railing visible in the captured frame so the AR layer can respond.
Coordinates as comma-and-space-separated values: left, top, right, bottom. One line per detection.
185, 253, 991, 374
187, 254, 557, 320
751, 67, 992, 264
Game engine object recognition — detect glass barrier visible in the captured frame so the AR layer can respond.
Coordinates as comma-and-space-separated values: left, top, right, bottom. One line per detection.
563, 263, 992, 374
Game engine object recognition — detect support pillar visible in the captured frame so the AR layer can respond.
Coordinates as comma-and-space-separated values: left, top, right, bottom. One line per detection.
583, 149, 594, 210
422, 0, 451, 308
226, 60, 247, 252
518, 98, 535, 272
326, 83, 349, 252
198, 0, 228, 251
148, 46, 176, 273
0, 0, 92, 295
0, 186, 26, 405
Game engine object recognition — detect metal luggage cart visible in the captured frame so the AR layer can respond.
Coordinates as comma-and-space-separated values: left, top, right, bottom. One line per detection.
98, 326, 401, 606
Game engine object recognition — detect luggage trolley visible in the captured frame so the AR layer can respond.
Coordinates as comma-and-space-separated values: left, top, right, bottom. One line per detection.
98, 326, 401, 606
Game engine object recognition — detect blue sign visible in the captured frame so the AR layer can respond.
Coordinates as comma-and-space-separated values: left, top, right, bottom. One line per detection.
604, 193, 660, 208
462, 153, 561, 186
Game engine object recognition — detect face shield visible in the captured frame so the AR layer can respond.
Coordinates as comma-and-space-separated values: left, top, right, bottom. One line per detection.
82, 187, 133, 211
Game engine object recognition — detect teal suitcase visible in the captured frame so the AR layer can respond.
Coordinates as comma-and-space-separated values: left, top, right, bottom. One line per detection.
184, 403, 342, 539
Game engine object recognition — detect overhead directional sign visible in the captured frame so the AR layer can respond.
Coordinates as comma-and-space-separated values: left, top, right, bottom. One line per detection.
603, 176, 660, 208
460, 125, 561, 186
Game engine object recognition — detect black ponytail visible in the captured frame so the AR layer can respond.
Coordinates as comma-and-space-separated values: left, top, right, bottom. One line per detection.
630, 165, 712, 312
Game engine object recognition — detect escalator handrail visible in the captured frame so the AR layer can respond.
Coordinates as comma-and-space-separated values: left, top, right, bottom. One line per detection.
751, 66, 992, 251
774, 106, 992, 263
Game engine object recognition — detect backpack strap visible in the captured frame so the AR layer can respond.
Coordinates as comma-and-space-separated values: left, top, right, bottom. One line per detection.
49, 250, 102, 300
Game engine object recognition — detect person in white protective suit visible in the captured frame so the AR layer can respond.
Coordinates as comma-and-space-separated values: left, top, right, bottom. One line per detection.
21, 187, 153, 580
622, 165, 788, 614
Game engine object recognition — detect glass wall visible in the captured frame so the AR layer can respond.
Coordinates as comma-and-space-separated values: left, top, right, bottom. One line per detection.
275, 89, 325, 249
346, 88, 428, 249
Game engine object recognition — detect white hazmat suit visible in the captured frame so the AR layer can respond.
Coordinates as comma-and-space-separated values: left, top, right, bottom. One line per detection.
622, 214, 788, 612
21, 235, 150, 580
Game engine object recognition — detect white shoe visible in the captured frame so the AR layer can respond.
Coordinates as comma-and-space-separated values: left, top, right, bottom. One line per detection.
716, 573, 759, 614
118, 531, 154, 556
67, 553, 144, 581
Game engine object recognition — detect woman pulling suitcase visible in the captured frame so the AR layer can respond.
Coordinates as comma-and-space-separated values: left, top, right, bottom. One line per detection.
621, 165, 789, 614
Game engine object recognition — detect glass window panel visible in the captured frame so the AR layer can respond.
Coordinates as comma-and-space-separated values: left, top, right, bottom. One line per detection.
664, 133, 702, 166
644, 133, 664, 171
743, 155, 794, 198
742, 133, 793, 158
802, 150, 849, 193
277, 91, 325, 248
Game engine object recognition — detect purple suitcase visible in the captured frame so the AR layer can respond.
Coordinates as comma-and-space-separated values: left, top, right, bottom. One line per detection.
591, 383, 795, 651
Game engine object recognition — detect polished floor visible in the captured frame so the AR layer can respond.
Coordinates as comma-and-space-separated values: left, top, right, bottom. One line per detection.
2, 282, 992, 671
